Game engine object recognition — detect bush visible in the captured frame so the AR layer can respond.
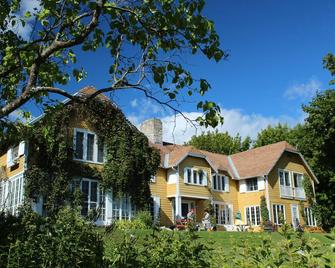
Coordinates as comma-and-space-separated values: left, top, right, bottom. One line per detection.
104, 230, 212, 268
114, 211, 153, 231
1, 207, 103, 268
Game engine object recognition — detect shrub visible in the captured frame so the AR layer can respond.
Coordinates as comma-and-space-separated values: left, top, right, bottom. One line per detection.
2, 207, 103, 268
114, 211, 153, 231
104, 230, 212, 268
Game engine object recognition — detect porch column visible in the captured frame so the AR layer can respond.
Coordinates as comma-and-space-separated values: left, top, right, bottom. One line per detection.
175, 196, 182, 220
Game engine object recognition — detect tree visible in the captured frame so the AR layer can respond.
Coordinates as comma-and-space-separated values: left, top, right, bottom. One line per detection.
260, 196, 269, 223
253, 123, 294, 148
0, 0, 226, 128
186, 130, 251, 155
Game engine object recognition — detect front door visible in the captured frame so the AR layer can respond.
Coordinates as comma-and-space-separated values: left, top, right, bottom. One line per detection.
181, 201, 195, 219
291, 204, 300, 229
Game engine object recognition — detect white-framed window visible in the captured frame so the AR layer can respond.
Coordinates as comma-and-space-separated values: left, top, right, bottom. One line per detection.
213, 202, 231, 225
304, 207, 316, 226
279, 170, 291, 187
76, 178, 105, 222
272, 204, 286, 225
112, 196, 135, 221
293, 173, 303, 188
73, 128, 105, 163
245, 205, 261, 226
212, 174, 229, 192
1, 173, 25, 215
184, 168, 207, 186
246, 178, 258, 191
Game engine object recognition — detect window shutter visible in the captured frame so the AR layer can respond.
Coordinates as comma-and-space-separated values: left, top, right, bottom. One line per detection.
239, 179, 246, 193
105, 191, 113, 225
184, 168, 188, 183
18, 141, 25, 156
225, 176, 230, 192
257, 177, 265, 190
6, 148, 13, 167
203, 171, 208, 186
153, 196, 161, 223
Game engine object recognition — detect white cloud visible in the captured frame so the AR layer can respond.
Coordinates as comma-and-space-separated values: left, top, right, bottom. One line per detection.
127, 98, 171, 125
159, 108, 302, 145
284, 78, 322, 100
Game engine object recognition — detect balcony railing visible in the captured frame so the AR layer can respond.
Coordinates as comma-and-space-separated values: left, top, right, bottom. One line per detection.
280, 186, 294, 198
294, 187, 306, 199
280, 186, 306, 199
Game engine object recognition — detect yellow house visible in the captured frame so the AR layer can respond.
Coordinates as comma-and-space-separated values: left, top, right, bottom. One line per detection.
0, 88, 318, 229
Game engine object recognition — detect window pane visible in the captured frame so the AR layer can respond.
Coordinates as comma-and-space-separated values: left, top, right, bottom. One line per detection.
246, 207, 250, 225
199, 171, 203, 185
251, 207, 255, 225
193, 170, 197, 184
91, 182, 97, 202
82, 181, 89, 202
285, 172, 290, 186
218, 176, 222, 190
273, 205, 277, 224
213, 175, 217, 190
221, 176, 225, 191
75, 132, 84, 159
279, 172, 284, 186
97, 137, 104, 163
87, 134, 95, 161
187, 169, 191, 183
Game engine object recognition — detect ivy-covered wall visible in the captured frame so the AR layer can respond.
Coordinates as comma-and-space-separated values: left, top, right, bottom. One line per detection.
24, 99, 160, 213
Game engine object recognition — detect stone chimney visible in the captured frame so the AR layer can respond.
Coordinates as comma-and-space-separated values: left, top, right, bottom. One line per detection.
140, 118, 163, 144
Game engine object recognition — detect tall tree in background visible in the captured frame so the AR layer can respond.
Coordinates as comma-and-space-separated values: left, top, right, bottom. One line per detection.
0, 0, 226, 131
186, 130, 251, 155
299, 76, 335, 229
253, 123, 295, 148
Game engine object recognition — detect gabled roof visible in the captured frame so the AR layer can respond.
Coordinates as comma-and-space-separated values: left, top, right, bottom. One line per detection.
30, 86, 110, 124
230, 141, 297, 179
152, 141, 318, 183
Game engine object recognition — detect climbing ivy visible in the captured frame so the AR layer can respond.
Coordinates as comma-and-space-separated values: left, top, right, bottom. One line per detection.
24, 98, 160, 213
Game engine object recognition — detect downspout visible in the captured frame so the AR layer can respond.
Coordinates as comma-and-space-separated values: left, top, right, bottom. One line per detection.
265, 175, 271, 221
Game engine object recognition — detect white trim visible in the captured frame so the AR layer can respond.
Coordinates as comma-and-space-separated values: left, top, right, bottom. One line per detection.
291, 204, 300, 228
73, 128, 105, 164
167, 194, 210, 200
265, 175, 271, 221
272, 203, 286, 225
227, 156, 240, 179
171, 152, 218, 173
244, 205, 261, 226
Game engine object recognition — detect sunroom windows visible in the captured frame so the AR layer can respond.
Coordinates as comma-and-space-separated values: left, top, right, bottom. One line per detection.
0, 173, 25, 215
272, 204, 285, 225
73, 128, 105, 163
304, 207, 316, 226
213, 202, 232, 225
245, 205, 261, 226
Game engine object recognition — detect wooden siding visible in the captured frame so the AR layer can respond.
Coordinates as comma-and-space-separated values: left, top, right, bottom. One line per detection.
268, 152, 314, 225
178, 157, 212, 198
0, 154, 25, 180
150, 168, 173, 226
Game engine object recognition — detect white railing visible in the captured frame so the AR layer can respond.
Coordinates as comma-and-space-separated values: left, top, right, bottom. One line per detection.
280, 185, 294, 198
294, 187, 306, 199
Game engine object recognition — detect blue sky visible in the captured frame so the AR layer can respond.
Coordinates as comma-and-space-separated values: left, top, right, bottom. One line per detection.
15, 0, 335, 144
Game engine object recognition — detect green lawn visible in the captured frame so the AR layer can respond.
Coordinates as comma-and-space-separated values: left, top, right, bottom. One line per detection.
102, 229, 333, 252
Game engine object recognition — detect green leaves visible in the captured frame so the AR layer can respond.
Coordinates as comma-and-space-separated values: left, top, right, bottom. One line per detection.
72, 68, 87, 82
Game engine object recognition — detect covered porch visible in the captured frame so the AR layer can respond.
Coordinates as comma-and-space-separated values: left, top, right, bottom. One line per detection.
171, 195, 210, 223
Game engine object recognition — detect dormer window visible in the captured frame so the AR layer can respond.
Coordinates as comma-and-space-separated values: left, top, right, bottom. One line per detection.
6, 142, 25, 168
74, 128, 105, 163
184, 168, 207, 186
